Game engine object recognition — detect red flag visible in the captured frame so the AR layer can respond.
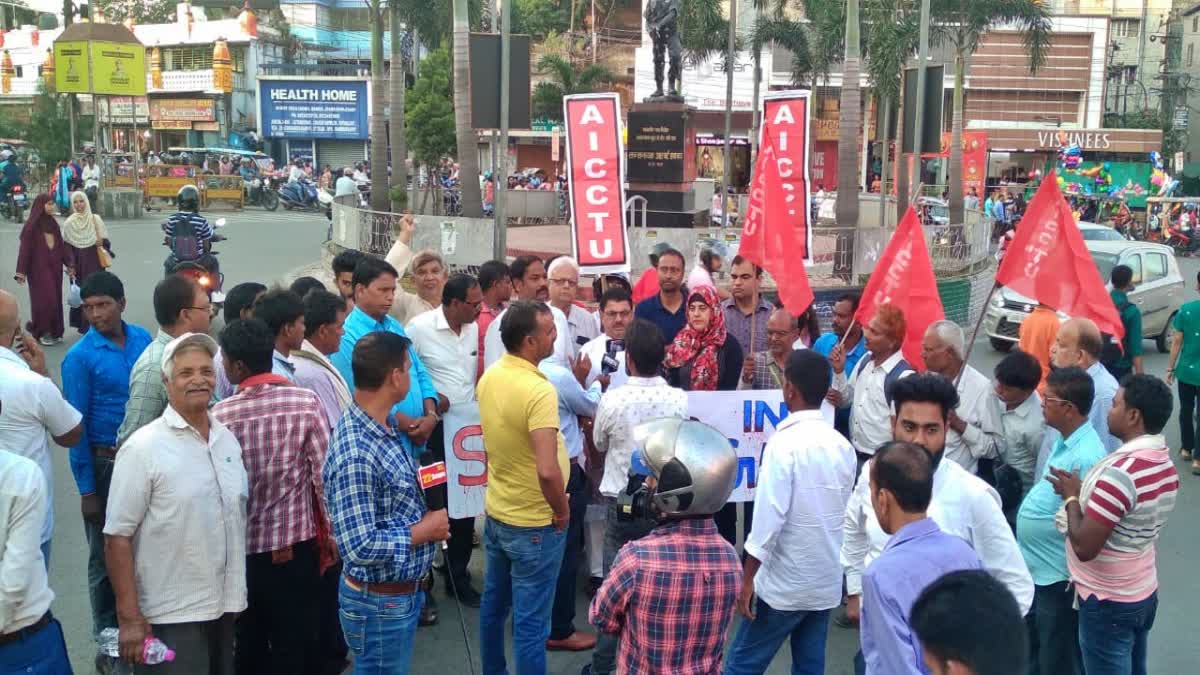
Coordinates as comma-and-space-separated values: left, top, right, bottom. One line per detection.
996, 170, 1124, 339
856, 207, 944, 369
739, 136, 815, 315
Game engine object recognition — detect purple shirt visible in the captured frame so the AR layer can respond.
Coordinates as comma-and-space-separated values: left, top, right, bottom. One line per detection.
861, 518, 982, 675
721, 297, 773, 356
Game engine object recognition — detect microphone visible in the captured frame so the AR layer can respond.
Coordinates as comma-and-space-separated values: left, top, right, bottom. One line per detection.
418, 452, 450, 550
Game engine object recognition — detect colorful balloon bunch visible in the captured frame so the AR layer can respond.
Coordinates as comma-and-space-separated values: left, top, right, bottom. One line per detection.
1150, 151, 1179, 196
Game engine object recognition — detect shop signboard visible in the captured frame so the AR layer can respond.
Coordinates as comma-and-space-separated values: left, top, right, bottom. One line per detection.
150, 98, 215, 122
89, 41, 146, 96
258, 79, 370, 140
759, 90, 813, 263
151, 120, 192, 130
98, 96, 149, 124
563, 93, 630, 274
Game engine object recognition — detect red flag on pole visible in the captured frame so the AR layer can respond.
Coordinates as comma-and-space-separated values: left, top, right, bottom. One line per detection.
995, 170, 1124, 339
855, 207, 945, 369
739, 135, 815, 315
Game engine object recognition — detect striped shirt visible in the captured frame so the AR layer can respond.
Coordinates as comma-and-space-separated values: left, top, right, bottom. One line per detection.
213, 378, 330, 554
161, 211, 213, 258
1068, 434, 1179, 603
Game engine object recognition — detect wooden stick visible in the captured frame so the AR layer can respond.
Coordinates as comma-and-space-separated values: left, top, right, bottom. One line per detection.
957, 281, 1000, 386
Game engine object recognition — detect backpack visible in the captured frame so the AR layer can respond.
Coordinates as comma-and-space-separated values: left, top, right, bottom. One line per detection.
1099, 300, 1132, 371
169, 214, 200, 262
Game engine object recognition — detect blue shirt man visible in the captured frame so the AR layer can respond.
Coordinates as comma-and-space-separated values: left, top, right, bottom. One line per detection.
813, 332, 867, 378
332, 304, 437, 454
860, 441, 983, 675
61, 322, 153, 493
539, 357, 602, 460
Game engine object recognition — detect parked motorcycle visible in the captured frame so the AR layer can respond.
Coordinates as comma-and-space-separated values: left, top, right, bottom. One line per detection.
278, 179, 332, 220
244, 178, 280, 211
1, 182, 29, 223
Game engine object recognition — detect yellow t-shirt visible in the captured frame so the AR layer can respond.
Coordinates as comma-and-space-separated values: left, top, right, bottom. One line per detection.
477, 353, 569, 527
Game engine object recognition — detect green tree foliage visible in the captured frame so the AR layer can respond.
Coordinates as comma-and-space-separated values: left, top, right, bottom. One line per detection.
405, 47, 455, 167
2, 88, 93, 165
100, 0, 178, 24
512, 0, 571, 39
531, 55, 615, 121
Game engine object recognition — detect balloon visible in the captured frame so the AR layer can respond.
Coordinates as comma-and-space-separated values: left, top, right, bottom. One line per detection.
1081, 165, 1102, 178
1057, 176, 1066, 189
1103, 162, 1112, 171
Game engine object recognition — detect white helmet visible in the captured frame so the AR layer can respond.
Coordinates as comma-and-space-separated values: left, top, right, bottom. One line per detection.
0, 150, 13, 161
633, 418, 737, 518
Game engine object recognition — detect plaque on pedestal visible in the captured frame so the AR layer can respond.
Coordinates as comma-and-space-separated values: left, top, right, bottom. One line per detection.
626, 102, 696, 184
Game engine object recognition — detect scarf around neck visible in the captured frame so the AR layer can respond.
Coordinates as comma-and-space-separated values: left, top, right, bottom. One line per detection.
61, 192, 105, 248
664, 285, 727, 391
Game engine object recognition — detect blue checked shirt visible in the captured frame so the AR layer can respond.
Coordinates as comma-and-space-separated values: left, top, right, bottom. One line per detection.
331, 305, 437, 456
60, 322, 153, 494
324, 404, 435, 583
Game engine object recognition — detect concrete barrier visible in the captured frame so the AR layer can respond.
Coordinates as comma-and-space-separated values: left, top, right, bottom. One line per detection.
99, 188, 143, 221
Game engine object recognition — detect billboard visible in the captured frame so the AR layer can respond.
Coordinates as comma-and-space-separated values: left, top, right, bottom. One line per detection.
564, 93, 630, 274
150, 98, 215, 122
54, 41, 91, 93
258, 79, 369, 140
90, 41, 146, 96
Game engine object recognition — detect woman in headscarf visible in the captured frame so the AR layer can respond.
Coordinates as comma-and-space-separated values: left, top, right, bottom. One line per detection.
60, 190, 113, 333
664, 284, 745, 546
14, 194, 71, 345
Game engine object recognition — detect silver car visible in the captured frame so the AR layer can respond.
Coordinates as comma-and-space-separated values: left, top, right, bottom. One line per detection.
984, 239, 1185, 353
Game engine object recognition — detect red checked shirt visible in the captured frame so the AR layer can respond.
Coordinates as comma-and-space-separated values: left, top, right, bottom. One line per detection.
589, 518, 741, 674
213, 376, 330, 555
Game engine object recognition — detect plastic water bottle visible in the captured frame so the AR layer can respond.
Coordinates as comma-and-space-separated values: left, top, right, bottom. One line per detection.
98, 627, 177, 664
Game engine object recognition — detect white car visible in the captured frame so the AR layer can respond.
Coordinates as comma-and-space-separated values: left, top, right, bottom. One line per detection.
1077, 221, 1127, 242
984, 239, 1184, 353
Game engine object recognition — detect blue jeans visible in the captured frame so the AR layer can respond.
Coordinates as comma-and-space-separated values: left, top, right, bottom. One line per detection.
337, 577, 424, 675
1077, 592, 1158, 675
479, 516, 567, 675
723, 600, 831, 675
0, 617, 72, 674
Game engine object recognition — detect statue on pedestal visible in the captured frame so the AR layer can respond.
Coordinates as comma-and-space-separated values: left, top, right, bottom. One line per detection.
644, 0, 683, 101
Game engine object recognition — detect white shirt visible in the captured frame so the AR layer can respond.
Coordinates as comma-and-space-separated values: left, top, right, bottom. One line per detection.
841, 457, 1034, 615
941, 364, 1002, 475
560, 303, 601, 353
289, 165, 305, 183
580, 333, 629, 390
335, 175, 357, 198
0, 450, 53, 633
407, 307, 479, 405
595, 376, 689, 498
104, 406, 249, 625
745, 410, 856, 611
0, 348, 82, 543
483, 304, 572, 371
353, 170, 369, 183
82, 163, 101, 189
833, 351, 913, 456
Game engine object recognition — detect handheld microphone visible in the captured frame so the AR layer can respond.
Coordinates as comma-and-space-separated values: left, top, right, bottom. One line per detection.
418, 452, 450, 549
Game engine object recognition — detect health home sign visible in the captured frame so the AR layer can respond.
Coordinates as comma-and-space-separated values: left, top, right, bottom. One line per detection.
258, 79, 369, 140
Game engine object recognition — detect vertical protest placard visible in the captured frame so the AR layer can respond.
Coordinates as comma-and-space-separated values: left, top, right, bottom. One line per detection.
442, 401, 487, 519
564, 93, 630, 275
760, 91, 813, 264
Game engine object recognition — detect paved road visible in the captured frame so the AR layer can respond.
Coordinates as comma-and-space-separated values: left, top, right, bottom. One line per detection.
2, 212, 1199, 674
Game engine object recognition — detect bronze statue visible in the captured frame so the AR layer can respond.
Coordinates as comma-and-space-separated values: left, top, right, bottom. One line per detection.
645, 0, 683, 100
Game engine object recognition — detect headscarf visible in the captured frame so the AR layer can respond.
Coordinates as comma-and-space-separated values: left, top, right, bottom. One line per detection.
20, 193, 62, 241
664, 285, 728, 391
61, 190, 105, 248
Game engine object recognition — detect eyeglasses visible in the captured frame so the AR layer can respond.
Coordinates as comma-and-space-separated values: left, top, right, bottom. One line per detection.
1043, 396, 1074, 409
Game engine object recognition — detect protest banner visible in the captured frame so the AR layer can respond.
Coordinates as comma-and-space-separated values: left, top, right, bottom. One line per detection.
760, 90, 813, 263
442, 401, 487, 519
564, 93, 630, 274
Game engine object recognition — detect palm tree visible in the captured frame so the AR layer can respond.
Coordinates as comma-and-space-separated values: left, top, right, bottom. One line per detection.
834, 0, 862, 238
389, 3, 407, 210
367, 0, 389, 211
452, 0, 484, 218
531, 55, 615, 122
932, 0, 1051, 224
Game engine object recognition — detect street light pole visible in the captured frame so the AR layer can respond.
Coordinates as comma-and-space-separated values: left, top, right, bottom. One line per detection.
494, 0, 511, 260
721, 0, 737, 228
909, 0, 931, 198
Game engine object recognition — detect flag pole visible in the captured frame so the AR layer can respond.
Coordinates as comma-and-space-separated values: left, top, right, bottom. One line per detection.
957, 281, 1000, 385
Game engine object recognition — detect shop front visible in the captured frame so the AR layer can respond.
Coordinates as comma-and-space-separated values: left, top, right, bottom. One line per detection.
694, 135, 750, 189
257, 77, 369, 169
149, 97, 219, 150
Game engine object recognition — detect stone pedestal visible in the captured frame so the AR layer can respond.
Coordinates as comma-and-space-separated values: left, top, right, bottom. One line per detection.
99, 188, 143, 221
626, 102, 707, 228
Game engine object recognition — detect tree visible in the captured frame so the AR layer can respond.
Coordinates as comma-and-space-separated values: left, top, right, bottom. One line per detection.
931, 0, 1050, 224
11, 86, 93, 165
531, 55, 615, 122
512, 0, 571, 39
452, 0, 483, 217
389, 3, 407, 209
365, 0, 389, 211
100, 0, 177, 24
834, 0, 862, 239
406, 47, 456, 212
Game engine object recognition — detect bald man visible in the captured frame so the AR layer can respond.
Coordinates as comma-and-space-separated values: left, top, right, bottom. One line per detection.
920, 321, 1001, 476
0, 290, 84, 564
1036, 318, 1120, 474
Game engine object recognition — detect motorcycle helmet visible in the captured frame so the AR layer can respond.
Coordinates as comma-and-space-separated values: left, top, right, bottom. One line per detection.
632, 418, 737, 518
177, 185, 200, 211
0, 150, 12, 161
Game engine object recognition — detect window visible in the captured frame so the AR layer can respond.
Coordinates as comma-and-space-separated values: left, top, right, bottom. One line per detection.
1190, 43, 1195, 68
160, 45, 246, 73
1123, 254, 1144, 285
1113, 19, 1140, 38
1145, 252, 1168, 283
1193, 16, 1198, 33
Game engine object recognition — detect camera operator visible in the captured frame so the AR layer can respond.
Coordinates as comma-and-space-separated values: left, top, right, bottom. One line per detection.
589, 418, 742, 674
579, 287, 634, 389
588, 319, 687, 675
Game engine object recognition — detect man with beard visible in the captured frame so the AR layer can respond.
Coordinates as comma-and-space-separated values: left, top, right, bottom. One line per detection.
838, 374, 1032, 653
634, 247, 688, 343
482, 256, 571, 370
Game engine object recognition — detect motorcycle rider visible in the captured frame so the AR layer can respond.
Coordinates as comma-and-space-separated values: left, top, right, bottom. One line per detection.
0, 149, 25, 202
288, 157, 306, 184
162, 185, 218, 278
334, 167, 357, 199
239, 157, 260, 199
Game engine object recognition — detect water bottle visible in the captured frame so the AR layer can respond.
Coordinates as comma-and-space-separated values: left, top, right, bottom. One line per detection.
98, 627, 177, 664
